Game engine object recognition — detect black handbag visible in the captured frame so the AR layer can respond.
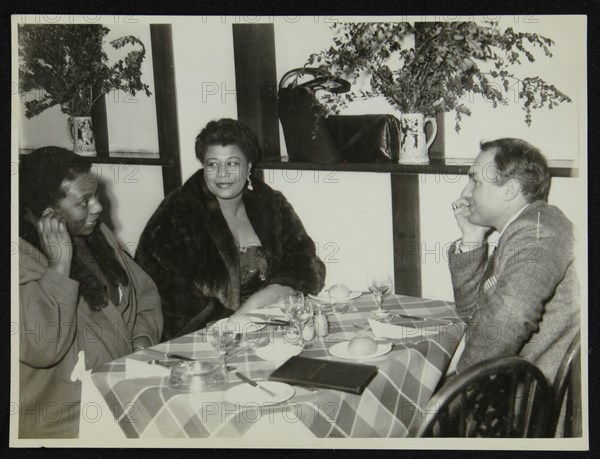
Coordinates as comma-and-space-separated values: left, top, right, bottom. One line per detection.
326, 114, 401, 163
277, 68, 401, 164
277, 68, 349, 164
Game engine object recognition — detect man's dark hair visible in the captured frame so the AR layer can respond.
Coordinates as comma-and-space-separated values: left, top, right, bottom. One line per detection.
195, 118, 261, 163
481, 138, 551, 202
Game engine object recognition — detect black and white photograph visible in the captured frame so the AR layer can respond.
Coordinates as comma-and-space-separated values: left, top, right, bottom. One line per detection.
11, 13, 588, 449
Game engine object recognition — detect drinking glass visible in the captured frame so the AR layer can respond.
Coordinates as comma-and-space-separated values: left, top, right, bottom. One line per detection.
207, 323, 237, 374
366, 274, 392, 317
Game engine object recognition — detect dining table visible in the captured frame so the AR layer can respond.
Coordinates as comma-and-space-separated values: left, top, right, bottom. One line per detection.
89, 293, 465, 439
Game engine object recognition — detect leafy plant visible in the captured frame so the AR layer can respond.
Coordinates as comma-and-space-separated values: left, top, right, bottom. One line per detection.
19, 24, 152, 118
307, 21, 571, 132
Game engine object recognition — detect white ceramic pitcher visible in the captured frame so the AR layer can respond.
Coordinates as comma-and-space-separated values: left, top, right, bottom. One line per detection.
399, 113, 437, 164
68, 116, 97, 156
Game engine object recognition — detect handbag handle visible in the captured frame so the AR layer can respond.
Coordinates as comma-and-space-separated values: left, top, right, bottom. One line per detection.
278, 67, 350, 94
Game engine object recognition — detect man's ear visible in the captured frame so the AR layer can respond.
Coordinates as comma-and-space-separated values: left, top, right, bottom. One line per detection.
503, 178, 522, 201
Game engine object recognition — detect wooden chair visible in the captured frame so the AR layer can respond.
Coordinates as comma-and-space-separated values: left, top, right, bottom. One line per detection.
548, 331, 582, 437
416, 356, 551, 437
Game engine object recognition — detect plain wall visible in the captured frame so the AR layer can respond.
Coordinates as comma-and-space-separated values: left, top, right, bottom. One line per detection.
93, 164, 164, 254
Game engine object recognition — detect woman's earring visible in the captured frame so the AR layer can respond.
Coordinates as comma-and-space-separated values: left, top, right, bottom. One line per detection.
42, 208, 52, 217
247, 175, 254, 191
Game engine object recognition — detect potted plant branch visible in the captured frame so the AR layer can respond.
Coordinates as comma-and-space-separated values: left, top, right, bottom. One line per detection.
19, 24, 152, 155
307, 21, 572, 163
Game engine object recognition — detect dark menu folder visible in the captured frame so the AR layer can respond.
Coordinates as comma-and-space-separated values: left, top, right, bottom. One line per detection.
268, 356, 379, 395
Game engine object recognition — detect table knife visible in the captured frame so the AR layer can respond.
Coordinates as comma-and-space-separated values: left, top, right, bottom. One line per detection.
251, 320, 290, 326
393, 314, 456, 323
144, 348, 196, 361
235, 372, 277, 397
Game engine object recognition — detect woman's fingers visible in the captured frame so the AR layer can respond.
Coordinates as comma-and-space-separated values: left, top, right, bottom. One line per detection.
36, 214, 72, 270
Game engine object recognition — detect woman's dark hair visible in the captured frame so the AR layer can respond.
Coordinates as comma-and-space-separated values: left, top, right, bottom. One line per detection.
19, 146, 128, 310
19, 146, 94, 217
480, 138, 551, 203
194, 118, 261, 163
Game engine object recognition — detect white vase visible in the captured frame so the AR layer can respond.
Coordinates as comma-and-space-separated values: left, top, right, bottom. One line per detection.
398, 113, 437, 164
68, 116, 97, 156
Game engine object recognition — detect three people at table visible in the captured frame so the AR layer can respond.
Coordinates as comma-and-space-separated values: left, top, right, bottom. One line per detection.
18, 147, 163, 438
135, 118, 326, 340
18, 127, 577, 439
448, 138, 579, 382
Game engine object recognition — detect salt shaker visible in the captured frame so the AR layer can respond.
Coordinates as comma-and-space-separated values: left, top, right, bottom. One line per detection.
302, 317, 315, 342
314, 307, 329, 337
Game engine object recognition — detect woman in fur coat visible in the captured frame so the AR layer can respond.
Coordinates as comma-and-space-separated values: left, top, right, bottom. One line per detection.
136, 118, 326, 340
18, 147, 163, 438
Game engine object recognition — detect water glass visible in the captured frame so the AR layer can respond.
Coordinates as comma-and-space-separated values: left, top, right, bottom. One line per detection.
207, 324, 236, 374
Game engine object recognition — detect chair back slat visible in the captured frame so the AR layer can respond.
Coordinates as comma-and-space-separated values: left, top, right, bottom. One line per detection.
458, 391, 467, 437
549, 331, 582, 437
506, 372, 519, 436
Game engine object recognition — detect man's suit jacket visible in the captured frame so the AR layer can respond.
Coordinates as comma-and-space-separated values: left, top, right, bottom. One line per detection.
448, 200, 580, 382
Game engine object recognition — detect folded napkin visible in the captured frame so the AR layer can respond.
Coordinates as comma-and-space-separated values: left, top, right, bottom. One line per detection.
125, 358, 170, 379
251, 306, 287, 319
255, 337, 302, 362
368, 318, 440, 340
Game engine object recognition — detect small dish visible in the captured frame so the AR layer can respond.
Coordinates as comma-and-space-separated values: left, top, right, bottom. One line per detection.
225, 381, 295, 405
169, 360, 222, 392
328, 341, 392, 360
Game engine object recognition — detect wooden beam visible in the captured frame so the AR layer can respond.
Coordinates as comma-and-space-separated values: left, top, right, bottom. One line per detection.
391, 174, 422, 296
91, 87, 109, 158
232, 24, 280, 161
150, 24, 182, 196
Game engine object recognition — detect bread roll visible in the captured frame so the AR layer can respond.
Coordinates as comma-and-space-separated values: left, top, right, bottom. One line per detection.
328, 283, 351, 299
348, 336, 378, 356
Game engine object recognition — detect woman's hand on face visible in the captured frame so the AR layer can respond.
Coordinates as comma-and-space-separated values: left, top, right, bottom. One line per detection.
37, 211, 73, 277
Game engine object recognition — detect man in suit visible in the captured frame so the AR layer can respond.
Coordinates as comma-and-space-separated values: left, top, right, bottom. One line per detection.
448, 138, 579, 383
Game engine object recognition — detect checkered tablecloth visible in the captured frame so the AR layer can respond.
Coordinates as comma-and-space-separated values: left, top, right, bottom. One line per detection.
91, 294, 464, 438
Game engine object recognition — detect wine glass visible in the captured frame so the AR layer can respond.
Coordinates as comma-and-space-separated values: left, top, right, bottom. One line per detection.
282, 291, 312, 349
207, 323, 237, 374
366, 274, 392, 318
279, 290, 304, 320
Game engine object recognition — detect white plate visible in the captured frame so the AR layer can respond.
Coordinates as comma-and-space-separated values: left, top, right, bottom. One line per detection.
308, 291, 362, 304
225, 381, 295, 405
207, 317, 266, 335
328, 341, 392, 360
